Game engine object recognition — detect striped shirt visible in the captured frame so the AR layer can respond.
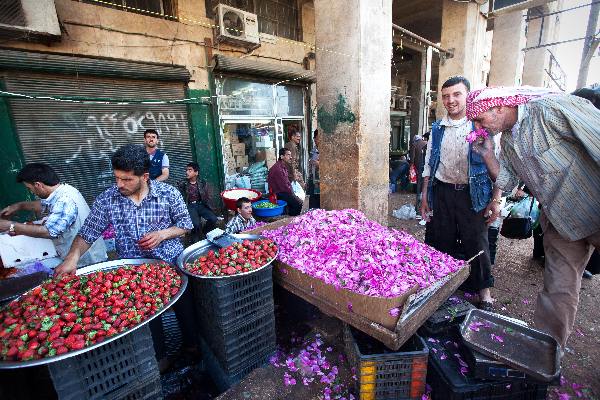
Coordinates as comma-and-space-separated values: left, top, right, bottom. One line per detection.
495, 94, 600, 241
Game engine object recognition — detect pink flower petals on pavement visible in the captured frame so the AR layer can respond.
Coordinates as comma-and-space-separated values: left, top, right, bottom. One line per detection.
491, 334, 504, 343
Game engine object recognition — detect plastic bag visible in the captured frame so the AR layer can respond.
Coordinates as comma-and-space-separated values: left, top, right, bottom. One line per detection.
234, 175, 252, 189
409, 164, 417, 184
509, 195, 540, 227
392, 204, 417, 220
291, 181, 305, 199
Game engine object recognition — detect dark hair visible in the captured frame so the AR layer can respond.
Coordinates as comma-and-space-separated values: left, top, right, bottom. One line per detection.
572, 87, 600, 109
442, 76, 470, 92
278, 148, 290, 159
144, 128, 159, 138
187, 162, 199, 172
16, 163, 60, 186
111, 144, 150, 176
236, 197, 251, 209
313, 129, 319, 139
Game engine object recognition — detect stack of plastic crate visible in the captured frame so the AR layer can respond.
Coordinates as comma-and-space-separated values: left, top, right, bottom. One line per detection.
193, 265, 276, 392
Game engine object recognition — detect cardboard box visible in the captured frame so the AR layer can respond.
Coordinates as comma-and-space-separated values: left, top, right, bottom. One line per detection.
0, 234, 57, 268
235, 155, 249, 167
231, 143, 245, 156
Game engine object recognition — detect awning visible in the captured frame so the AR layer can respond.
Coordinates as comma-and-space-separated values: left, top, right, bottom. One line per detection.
212, 54, 316, 84
0, 48, 191, 81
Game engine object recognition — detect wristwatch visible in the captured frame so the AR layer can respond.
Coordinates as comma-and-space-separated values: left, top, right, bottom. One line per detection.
8, 223, 16, 236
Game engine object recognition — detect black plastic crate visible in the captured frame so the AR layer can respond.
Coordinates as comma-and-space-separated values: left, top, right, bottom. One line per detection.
192, 265, 274, 332
426, 334, 548, 400
161, 309, 183, 357
199, 335, 271, 393
419, 298, 475, 336
48, 324, 161, 400
105, 372, 162, 400
463, 346, 527, 381
200, 309, 276, 374
344, 325, 429, 400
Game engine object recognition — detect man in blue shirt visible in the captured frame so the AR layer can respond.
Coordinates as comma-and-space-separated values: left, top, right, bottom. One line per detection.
144, 129, 170, 181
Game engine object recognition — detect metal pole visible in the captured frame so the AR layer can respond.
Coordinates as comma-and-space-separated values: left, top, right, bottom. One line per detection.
577, 2, 600, 88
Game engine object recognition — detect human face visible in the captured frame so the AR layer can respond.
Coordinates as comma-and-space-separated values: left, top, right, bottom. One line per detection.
23, 182, 47, 199
291, 132, 301, 144
281, 150, 292, 164
144, 133, 159, 148
441, 83, 468, 119
472, 107, 507, 135
238, 202, 253, 220
114, 169, 147, 197
185, 167, 198, 181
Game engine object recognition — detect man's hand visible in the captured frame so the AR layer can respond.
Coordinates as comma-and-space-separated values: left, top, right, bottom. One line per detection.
484, 201, 501, 225
0, 204, 20, 218
0, 219, 14, 233
138, 230, 166, 251
420, 198, 431, 222
54, 260, 77, 276
471, 136, 495, 159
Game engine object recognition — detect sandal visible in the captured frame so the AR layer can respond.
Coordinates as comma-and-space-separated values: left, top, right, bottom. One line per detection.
478, 301, 494, 312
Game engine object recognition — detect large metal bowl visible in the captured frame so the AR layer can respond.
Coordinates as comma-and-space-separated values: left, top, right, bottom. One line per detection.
176, 234, 278, 279
0, 258, 187, 369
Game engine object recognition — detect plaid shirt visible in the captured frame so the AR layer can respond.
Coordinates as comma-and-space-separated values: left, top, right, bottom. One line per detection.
40, 184, 79, 238
224, 214, 257, 235
79, 181, 193, 263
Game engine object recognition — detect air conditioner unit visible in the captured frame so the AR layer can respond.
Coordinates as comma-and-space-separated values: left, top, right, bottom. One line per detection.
0, 0, 61, 42
215, 4, 260, 47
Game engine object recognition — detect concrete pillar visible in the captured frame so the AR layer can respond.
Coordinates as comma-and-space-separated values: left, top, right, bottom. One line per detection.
314, 0, 391, 224
489, 11, 527, 86
522, 3, 560, 87
437, 0, 487, 117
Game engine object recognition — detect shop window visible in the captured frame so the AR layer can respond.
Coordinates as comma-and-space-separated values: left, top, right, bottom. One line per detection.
217, 78, 275, 116
77, 0, 177, 20
206, 0, 300, 41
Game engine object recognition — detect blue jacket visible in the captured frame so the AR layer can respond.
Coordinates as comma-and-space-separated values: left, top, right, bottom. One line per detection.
426, 120, 493, 212
149, 149, 165, 180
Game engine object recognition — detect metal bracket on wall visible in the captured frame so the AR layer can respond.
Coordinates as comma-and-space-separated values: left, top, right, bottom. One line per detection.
439, 48, 455, 66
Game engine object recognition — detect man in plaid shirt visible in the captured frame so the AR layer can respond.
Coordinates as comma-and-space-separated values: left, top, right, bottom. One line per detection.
56, 144, 193, 274
55, 144, 195, 367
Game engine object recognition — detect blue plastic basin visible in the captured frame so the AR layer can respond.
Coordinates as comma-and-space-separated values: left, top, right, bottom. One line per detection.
252, 200, 287, 217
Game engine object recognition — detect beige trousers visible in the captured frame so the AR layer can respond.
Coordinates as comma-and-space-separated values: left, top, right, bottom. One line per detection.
534, 212, 600, 348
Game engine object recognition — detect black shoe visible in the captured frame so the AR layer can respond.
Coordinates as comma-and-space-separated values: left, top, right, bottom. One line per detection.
583, 270, 593, 280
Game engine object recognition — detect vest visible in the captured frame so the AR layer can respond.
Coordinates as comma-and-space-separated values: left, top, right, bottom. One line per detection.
50, 184, 107, 267
426, 120, 493, 212
149, 149, 165, 180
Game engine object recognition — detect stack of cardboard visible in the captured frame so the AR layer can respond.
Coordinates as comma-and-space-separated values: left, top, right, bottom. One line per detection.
265, 148, 277, 168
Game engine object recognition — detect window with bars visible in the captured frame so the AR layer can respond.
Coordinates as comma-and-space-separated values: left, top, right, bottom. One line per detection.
77, 0, 177, 20
0, 0, 26, 26
206, 0, 300, 41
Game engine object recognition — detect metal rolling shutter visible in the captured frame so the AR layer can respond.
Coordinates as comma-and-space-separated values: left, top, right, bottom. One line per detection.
2, 71, 192, 204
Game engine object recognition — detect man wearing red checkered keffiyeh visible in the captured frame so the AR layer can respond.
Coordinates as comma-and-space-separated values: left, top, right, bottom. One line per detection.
466, 85, 600, 351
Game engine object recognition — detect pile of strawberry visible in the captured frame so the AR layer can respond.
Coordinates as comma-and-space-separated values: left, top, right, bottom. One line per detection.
0, 263, 181, 362
185, 239, 277, 277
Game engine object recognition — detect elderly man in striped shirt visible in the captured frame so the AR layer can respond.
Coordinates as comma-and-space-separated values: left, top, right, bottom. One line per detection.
466, 86, 600, 351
